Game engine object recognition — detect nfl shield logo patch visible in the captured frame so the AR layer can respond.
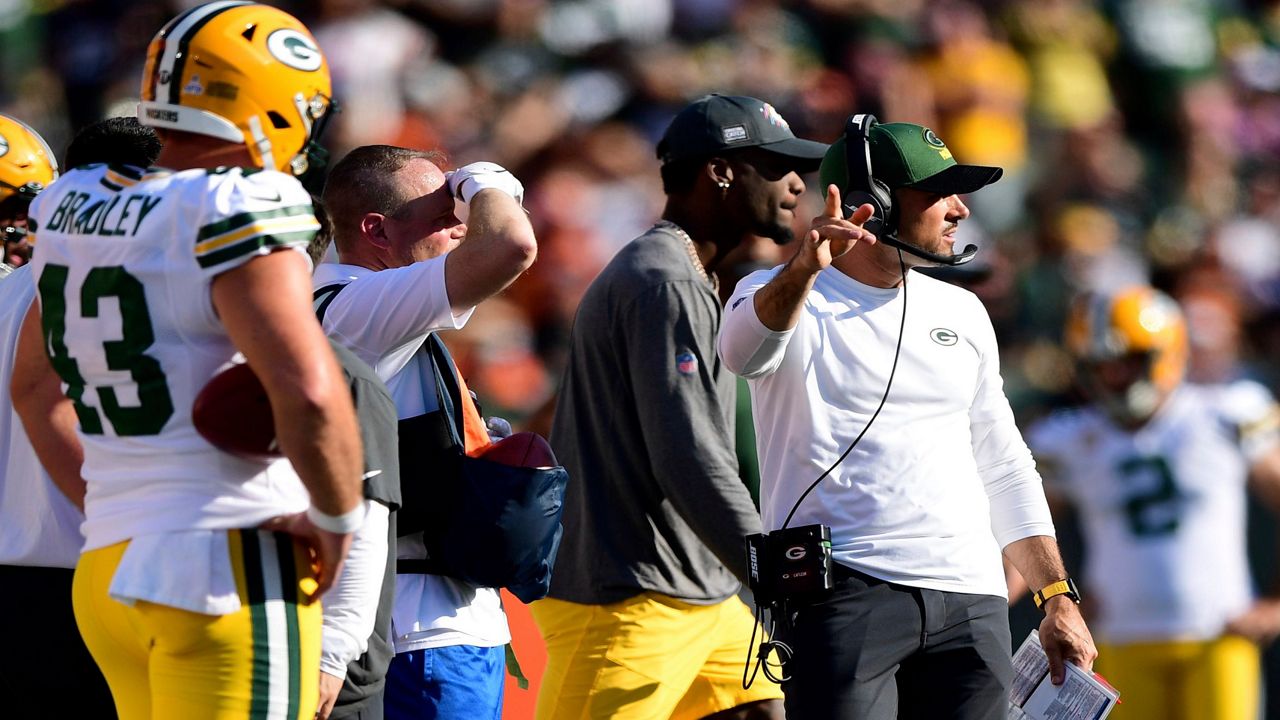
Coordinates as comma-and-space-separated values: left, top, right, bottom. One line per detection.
676, 352, 699, 375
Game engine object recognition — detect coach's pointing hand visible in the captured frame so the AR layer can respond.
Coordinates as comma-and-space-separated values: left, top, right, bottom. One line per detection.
794, 184, 875, 275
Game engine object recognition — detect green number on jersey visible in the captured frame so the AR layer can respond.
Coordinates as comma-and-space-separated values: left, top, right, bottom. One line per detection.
37, 265, 103, 433
38, 264, 174, 436
1117, 455, 1182, 537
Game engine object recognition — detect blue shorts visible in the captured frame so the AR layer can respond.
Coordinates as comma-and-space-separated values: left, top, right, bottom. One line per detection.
384, 644, 505, 720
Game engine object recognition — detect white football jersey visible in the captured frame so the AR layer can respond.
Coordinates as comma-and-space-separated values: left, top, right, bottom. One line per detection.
0, 265, 85, 568
1028, 381, 1280, 642
27, 164, 319, 552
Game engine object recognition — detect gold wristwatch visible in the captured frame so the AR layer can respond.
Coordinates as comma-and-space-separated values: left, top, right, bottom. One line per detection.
1032, 578, 1081, 610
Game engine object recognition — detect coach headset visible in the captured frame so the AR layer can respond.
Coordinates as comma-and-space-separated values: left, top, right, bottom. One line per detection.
840, 114, 978, 267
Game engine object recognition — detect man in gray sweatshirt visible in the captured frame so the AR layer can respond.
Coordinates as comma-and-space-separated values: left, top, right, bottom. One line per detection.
533, 94, 827, 720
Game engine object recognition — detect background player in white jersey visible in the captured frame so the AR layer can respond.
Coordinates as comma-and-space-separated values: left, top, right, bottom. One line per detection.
1026, 286, 1280, 720
10, 3, 365, 719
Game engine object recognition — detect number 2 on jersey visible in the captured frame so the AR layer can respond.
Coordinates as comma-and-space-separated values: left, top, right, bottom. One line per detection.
1117, 455, 1183, 537
38, 264, 174, 436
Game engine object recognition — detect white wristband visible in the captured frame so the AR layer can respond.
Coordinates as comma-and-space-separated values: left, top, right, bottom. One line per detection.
307, 501, 367, 534
446, 162, 525, 205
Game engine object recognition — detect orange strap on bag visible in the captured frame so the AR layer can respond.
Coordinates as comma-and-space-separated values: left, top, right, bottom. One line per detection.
455, 371, 493, 457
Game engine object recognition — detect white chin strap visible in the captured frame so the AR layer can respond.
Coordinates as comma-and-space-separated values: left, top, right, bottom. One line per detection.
246, 115, 275, 171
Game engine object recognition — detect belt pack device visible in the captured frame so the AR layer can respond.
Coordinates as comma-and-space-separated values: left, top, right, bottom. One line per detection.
745, 523, 834, 607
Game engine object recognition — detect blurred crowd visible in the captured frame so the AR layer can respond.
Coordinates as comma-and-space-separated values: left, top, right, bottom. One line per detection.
4, 0, 1279, 428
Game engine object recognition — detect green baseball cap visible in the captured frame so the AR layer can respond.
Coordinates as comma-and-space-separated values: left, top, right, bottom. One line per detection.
819, 122, 1002, 197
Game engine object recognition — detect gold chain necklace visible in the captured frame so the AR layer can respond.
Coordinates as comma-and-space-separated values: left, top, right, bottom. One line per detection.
658, 220, 717, 291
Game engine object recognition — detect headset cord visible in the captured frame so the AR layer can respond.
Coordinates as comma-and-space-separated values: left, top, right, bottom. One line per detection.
743, 602, 764, 689
743, 604, 794, 688
779, 249, 909, 531
760, 612, 793, 684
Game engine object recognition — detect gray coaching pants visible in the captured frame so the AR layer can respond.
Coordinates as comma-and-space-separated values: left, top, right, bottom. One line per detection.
776, 563, 1012, 720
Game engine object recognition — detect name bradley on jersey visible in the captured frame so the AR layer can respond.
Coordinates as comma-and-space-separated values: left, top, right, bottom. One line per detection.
44, 190, 163, 238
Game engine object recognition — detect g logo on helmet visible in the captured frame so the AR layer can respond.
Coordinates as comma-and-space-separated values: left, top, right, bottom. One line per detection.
266, 29, 323, 72
0, 134, 8, 158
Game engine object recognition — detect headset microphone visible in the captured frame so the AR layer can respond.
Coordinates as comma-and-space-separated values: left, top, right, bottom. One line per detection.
841, 114, 978, 267
882, 234, 978, 267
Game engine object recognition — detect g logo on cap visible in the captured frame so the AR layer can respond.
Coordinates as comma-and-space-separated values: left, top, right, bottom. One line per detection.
267, 29, 323, 72
923, 128, 946, 148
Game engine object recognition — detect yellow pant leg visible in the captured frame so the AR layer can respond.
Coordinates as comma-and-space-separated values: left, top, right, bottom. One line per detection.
1099, 637, 1260, 720
669, 596, 783, 720
531, 596, 597, 720
1181, 635, 1259, 720
74, 542, 149, 720
530, 594, 725, 720
72, 531, 321, 720
531, 593, 783, 720
1097, 641, 1180, 720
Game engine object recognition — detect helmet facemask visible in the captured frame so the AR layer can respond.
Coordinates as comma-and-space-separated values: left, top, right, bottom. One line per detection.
293, 94, 339, 195
1077, 353, 1164, 426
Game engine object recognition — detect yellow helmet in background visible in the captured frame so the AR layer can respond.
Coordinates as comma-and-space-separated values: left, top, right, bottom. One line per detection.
0, 114, 58, 207
139, 1, 332, 176
1065, 286, 1188, 424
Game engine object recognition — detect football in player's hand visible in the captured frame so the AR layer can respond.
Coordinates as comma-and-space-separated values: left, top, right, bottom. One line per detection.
479, 431, 557, 469
192, 361, 280, 458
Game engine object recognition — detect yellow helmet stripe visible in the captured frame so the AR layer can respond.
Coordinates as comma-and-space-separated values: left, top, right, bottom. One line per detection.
155, 1, 250, 105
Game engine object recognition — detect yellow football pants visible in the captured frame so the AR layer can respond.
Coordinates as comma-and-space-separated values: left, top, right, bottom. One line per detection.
73, 529, 321, 720
531, 592, 784, 720
1097, 635, 1259, 720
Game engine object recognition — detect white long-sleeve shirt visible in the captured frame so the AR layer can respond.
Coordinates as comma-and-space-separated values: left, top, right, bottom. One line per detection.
320, 501, 389, 677
718, 265, 1054, 597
